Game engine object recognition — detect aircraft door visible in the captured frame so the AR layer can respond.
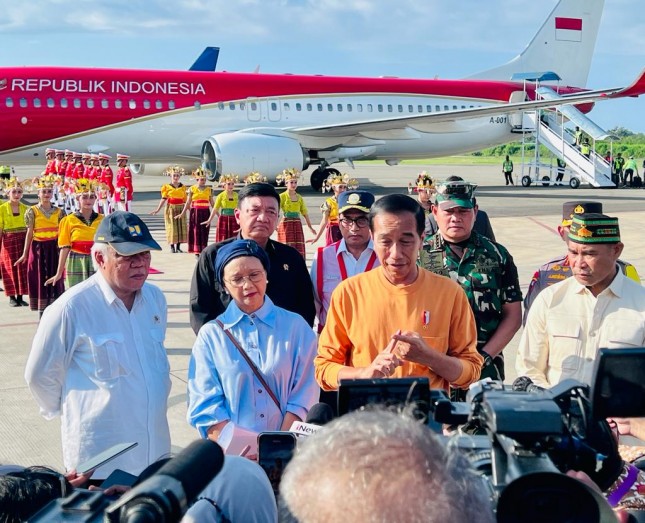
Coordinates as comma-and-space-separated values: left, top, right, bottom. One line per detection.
247, 99, 261, 122
509, 91, 528, 129
267, 99, 281, 122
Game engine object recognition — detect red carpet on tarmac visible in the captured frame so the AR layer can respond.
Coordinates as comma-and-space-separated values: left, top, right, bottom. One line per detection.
149, 267, 164, 274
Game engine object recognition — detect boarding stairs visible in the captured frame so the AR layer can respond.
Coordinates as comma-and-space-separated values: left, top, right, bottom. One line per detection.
523, 111, 614, 188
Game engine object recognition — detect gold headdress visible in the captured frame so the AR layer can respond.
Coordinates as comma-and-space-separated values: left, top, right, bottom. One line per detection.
275, 168, 301, 185
72, 178, 100, 194
163, 165, 185, 177
1, 177, 27, 194
218, 173, 239, 186
192, 167, 212, 180
408, 171, 435, 193
32, 174, 61, 190
321, 172, 358, 193
244, 172, 268, 185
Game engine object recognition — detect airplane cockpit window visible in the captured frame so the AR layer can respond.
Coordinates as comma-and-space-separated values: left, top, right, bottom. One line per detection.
156, 100, 163, 109
61, 98, 68, 108
33, 98, 41, 108
143, 100, 150, 109
47, 98, 54, 108
20, 98, 27, 108
114, 100, 122, 109
102, 99, 109, 109
5, 98, 13, 108
87, 99, 95, 109
74, 99, 81, 108
168, 101, 176, 109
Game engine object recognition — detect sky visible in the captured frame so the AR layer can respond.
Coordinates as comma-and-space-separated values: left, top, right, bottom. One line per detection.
1, 0, 643, 133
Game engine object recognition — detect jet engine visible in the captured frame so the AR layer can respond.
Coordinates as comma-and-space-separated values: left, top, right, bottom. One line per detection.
201, 133, 310, 182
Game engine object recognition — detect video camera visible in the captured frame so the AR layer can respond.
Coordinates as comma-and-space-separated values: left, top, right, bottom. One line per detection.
29, 439, 224, 522
340, 348, 645, 522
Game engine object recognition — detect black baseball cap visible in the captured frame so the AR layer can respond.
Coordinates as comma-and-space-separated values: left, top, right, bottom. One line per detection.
94, 211, 161, 256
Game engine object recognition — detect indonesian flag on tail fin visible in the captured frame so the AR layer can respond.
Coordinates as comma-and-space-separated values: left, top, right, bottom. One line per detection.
555, 17, 583, 42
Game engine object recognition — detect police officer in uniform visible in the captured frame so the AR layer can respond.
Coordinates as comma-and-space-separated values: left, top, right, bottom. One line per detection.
523, 201, 641, 324
0, 165, 11, 182
420, 180, 522, 400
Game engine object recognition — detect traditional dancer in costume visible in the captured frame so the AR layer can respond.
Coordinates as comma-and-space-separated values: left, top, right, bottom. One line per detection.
46, 179, 104, 289
114, 154, 134, 211
16, 175, 66, 315
308, 172, 356, 246
0, 177, 29, 306
276, 169, 315, 258
178, 168, 214, 255
150, 165, 188, 253
203, 174, 240, 242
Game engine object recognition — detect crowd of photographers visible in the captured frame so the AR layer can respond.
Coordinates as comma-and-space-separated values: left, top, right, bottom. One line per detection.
1, 175, 644, 522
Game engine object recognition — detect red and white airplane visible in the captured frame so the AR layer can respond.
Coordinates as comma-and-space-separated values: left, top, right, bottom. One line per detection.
0, 0, 643, 189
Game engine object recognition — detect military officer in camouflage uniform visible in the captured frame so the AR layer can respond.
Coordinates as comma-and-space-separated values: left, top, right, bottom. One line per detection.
420, 181, 522, 400
523, 201, 640, 325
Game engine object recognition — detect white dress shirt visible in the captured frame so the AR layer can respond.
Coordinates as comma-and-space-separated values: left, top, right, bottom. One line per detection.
516, 269, 645, 388
25, 272, 171, 478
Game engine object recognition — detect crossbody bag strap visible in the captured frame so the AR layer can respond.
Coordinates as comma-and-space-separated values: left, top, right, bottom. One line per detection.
215, 320, 281, 410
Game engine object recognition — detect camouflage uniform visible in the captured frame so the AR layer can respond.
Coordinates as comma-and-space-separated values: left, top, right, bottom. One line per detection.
420, 231, 522, 398
523, 255, 641, 325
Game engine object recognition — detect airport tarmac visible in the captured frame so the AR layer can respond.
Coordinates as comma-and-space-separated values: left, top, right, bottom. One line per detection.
1, 162, 644, 469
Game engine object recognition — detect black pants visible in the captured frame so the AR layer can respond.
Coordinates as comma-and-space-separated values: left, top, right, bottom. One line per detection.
624, 168, 634, 186
556, 170, 565, 182
504, 172, 513, 185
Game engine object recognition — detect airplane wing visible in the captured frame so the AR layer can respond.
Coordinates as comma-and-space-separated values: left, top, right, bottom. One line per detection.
288, 69, 645, 140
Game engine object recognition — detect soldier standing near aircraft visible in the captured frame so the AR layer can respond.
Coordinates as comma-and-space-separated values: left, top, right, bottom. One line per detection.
43, 149, 56, 176
97, 154, 114, 214
114, 154, 134, 211
420, 181, 521, 398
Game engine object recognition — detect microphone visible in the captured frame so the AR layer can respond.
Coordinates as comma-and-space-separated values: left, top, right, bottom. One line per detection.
105, 439, 224, 523
289, 403, 335, 438
512, 376, 546, 394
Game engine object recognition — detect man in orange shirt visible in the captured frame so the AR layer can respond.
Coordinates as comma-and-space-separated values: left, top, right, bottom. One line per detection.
315, 193, 482, 393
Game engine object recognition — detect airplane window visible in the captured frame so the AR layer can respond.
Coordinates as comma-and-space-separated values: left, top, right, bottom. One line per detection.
436, 105, 440, 111
47, 98, 54, 108
168, 101, 175, 109
101, 99, 109, 109
271, 102, 277, 111
377, 104, 383, 112
240, 102, 245, 110
347, 104, 352, 112
418, 105, 423, 112
296, 103, 302, 111
461, 105, 465, 109
327, 103, 333, 111
453, 105, 457, 110
61, 98, 68, 108
444, 105, 449, 111
87, 99, 95, 109
470, 105, 474, 108
114, 100, 122, 109
306, 103, 312, 111
387, 105, 393, 112
367, 104, 373, 112
357, 104, 363, 112
397, 105, 403, 112
129, 100, 136, 109
427, 105, 432, 112
337, 104, 343, 112
218, 102, 225, 110
143, 100, 150, 109
33, 98, 42, 108
317, 104, 322, 111
195, 101, 202, 110
229, 102, 235, 110
251, 102, 258, 111
408, 105, 413, 112
156, 100, 162, 109
74, 99, 81, 108
5, 97, 13, 108
20, 98, 27, 108
283, 103, 290, 111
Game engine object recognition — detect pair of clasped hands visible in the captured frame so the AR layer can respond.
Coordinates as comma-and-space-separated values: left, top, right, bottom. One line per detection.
364, 330, 429, 378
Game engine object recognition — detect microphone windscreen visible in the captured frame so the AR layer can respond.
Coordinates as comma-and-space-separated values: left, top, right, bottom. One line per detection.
306, 403, 334, 426
156, 439, 224, 503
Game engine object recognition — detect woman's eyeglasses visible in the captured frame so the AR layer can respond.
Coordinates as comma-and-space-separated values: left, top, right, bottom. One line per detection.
225, 270, 266, 287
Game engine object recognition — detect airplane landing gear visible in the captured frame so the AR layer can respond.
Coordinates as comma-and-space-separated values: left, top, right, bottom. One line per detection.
310, 166, 340, 191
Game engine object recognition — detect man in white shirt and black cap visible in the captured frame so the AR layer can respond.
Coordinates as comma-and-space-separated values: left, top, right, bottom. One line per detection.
25, 211, 171, 480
